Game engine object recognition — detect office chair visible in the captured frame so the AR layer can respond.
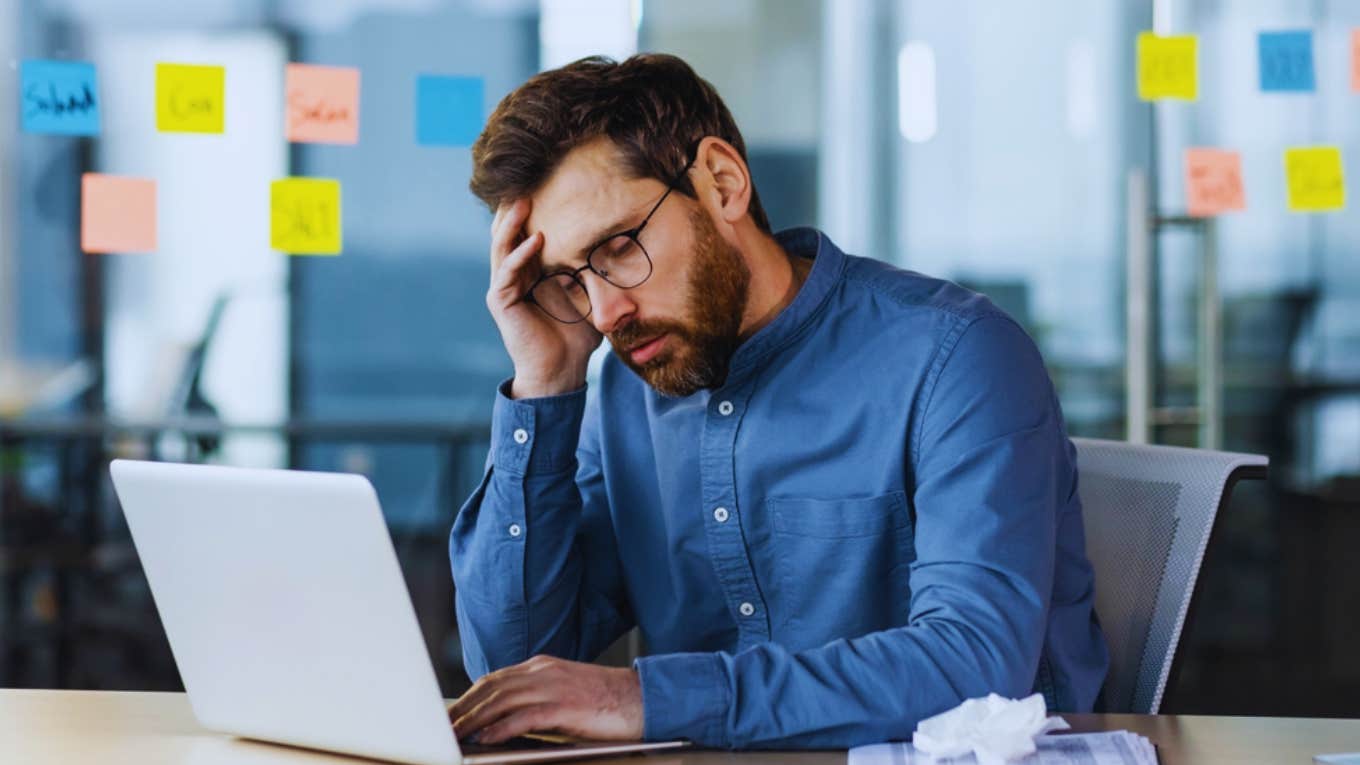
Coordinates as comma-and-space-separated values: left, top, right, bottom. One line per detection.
1072, 437, 1268, 714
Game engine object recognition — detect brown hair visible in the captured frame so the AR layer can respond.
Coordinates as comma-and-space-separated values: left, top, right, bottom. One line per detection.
469, 53, 772, 233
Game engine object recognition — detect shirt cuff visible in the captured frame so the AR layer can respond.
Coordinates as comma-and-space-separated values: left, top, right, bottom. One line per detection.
634, 652, 730, 747
490, 378, 587, 476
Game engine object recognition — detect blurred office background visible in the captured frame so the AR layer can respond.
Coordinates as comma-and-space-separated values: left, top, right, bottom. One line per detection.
1, 0, 1358, 717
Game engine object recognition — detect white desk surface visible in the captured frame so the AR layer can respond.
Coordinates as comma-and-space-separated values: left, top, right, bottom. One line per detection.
4, 688, 1360, 764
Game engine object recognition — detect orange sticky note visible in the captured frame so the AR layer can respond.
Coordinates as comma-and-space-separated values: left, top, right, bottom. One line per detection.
285, 63, 360, 144
1184, 148, 1246, 217
1351, 29, 1360, 93
81, 173, 156, 254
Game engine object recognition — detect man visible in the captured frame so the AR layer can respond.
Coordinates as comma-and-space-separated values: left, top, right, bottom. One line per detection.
447, 53, 1107, 749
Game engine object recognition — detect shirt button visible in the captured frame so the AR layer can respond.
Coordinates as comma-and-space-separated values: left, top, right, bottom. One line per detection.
508, 523, 522, 538
717, 401, 734, 416
512, 428, 529, 444
739, 602, 756, 617
713, 507, 730, 523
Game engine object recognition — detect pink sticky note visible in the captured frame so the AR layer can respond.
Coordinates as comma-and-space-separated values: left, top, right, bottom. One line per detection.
285, 63, 360, 144
81, 173, 156, 254
1352, 29, 1360, 93
1185, 148, 1246, 217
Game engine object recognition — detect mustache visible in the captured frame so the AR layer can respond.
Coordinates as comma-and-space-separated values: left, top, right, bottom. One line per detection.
609, 319, 689, 353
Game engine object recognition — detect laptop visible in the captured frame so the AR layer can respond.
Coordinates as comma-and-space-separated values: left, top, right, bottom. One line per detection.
109, 459, 688, 765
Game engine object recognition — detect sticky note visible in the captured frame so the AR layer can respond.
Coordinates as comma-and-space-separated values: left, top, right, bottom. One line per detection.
1185, 148, 1246, 217
1351, 29, 1359, 93
415, 75, 483, 146
81, 174, 156, 254
1137, 32, 1198, 101
271, 178, 342, 255
20, 60, 100, 135
1258, 30, 1315, 92
285, 63, 360, 144
156, 63, 225, 133
1284, 147, 1345, 212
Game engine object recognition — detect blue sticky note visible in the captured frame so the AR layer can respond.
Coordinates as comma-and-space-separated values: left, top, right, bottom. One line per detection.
20, 59, 100, 135
416, 75, 484, 147
1258, 30, 1315, 92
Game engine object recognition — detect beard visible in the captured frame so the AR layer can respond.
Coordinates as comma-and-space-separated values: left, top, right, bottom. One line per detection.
607, 207, 751, 397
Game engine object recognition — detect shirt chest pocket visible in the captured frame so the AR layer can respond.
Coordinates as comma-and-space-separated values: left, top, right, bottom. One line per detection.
766, 491, 916, 647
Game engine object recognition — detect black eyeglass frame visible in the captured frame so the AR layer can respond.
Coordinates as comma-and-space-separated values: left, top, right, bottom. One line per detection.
523, 158, 696, 324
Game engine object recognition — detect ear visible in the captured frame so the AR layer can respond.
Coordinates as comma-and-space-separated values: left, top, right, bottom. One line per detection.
693, 136, 753, 228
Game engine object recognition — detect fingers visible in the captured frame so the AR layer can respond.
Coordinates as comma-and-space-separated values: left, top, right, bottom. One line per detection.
453, 682, 551, 740
449, 662, 545, 730
448, 664, 517, 722
450, 656, 561, 739
486, 230, 544, 311
490, 198, 531, 270
476, 704, 560, 745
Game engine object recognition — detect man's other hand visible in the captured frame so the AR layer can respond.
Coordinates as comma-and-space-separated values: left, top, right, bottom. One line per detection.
448, 655, 644, 744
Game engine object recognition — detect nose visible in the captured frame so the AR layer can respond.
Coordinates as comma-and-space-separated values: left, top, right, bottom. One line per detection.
584, 273, 636, 335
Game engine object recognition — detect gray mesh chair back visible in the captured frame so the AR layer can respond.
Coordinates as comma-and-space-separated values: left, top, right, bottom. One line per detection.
1072, 437, 1267, 713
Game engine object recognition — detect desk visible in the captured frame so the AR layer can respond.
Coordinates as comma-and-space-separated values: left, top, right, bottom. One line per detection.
3, 690, 1359, 764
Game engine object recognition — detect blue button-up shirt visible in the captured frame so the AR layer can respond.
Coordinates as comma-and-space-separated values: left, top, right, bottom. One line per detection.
450, 228, 1108, 749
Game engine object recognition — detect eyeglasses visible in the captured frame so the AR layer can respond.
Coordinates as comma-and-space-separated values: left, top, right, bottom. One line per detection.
524, 160, 694, 324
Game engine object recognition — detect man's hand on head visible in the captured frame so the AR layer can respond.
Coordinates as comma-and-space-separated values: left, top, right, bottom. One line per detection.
448, 655, 644, 744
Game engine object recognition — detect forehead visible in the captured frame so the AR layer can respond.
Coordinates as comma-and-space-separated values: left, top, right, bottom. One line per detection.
525, 139, 659, 267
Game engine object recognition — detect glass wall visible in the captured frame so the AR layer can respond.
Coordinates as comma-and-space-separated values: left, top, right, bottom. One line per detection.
2, 0, 1358, 713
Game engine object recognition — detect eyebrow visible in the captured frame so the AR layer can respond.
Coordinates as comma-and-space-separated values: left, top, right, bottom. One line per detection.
540, 211, 641, 274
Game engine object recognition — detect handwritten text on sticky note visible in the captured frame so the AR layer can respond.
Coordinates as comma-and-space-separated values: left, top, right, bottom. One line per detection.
1185, 149, 1246, 217
1284, 147, 1346, 213
1137, 33, 1198, 101
156, 63, 225, 133
286, 63, 360, 144
271, 178, 342, 255
1258, 30, 1315, 92
21, 60, 100, 135
81, 174, 156, 254
416, 75, 484, 146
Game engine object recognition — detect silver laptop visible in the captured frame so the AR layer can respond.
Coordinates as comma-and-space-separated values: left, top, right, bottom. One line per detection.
109, 459, 687, 765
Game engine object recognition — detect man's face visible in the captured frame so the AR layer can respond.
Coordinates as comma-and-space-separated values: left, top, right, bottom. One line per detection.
526, 140, 751, 397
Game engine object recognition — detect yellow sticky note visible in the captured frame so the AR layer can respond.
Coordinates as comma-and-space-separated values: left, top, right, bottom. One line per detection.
271, 178, 342, 255
1284, 147, 1345, 213
156, 63, 225, 133
1137, 32, 1199, 101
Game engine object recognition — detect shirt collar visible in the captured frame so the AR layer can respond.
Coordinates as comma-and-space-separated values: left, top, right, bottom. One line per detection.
724, 227, 845, 383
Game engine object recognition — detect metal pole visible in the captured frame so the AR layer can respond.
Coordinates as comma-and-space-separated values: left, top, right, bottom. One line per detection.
1198, 219, 1222, 450
1126, 169, 1153, 445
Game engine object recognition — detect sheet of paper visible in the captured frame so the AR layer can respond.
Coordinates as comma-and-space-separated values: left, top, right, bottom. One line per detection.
81, 173, 156, 254
1137, 32, 1198, 101
285, 63, 360, 144
1185, 148, 1246, 217
415, 74, 484, 146
20, 59, 100, 135
849, 731, 1157, 765
156, 62, 226, 133
1284, 146, 1346, 213
1258, 30, 1316, 92
271, 178, 342, 255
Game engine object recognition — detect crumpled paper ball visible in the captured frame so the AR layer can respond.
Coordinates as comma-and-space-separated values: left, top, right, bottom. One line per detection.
912, 692, 1071, 765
